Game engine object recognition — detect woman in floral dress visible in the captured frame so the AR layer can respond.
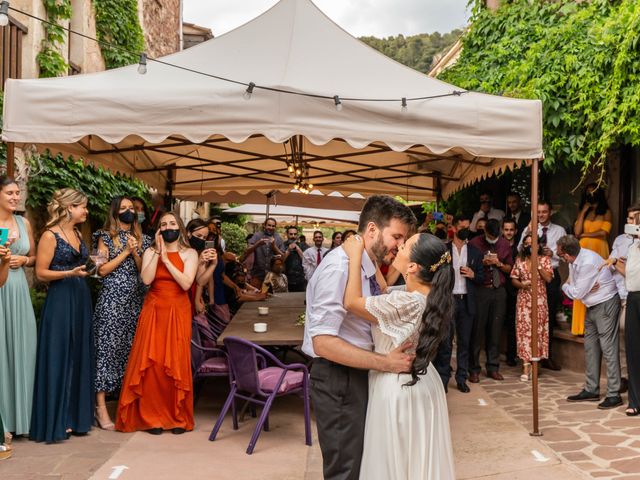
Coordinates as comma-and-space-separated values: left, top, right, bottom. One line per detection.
511, 234, 553, 381
93, 196, 151, 429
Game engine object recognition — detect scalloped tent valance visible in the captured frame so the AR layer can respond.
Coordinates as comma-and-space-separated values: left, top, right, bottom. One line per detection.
2, 0, 542, 201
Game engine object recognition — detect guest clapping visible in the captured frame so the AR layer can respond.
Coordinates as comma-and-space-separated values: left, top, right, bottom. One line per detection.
93, 196, 152, 430
116, 212, 198, 434
31, 189, 93, 443
0, 176, 38, 437
186, 218, 218, 314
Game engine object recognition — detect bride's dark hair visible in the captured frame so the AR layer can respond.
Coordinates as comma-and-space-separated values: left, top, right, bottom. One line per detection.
405, 233, 454, 387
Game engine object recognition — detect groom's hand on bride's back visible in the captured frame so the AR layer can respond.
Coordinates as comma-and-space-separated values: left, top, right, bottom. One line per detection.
384, 341, 415, 373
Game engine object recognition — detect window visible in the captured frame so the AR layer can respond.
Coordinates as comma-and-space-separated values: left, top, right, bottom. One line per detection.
0, 17, 27, 90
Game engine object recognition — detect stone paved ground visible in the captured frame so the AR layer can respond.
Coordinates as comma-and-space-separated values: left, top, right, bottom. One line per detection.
479, 363, 640, 479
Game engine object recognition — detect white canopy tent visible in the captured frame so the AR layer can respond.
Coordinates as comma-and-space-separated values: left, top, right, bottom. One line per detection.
2, 0, 542, 202
223, 203, 360, 223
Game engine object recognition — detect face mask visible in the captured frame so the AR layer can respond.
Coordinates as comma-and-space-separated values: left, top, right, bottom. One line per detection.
118, 210, 135, 225
189, 236, 206, 251
476, 228, 485, 235
137, 212, 146, 224
161, 229, 180, 244
586, 194, 595, 203
457, 228, 470, 241
486, 235, 499, 245
522, 246, 532, 256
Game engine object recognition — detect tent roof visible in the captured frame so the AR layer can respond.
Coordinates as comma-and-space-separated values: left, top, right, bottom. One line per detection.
2, 0, 543, 201
223, 204, 359, 223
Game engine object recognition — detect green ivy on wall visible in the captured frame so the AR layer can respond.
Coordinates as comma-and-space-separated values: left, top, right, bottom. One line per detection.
27, 151, 150, 227
93, 0, 145, 68
37, 0, 72, 78
440, 0, 640, 179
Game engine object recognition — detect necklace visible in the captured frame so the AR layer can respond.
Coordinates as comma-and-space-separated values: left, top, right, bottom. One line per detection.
59, 225, 79, 250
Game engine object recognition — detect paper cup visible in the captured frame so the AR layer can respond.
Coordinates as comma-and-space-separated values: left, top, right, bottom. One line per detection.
258, 306, 269, 315
254, 322, 267, 333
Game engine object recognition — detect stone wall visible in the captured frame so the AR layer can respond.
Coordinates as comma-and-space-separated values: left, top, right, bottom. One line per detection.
139, 0, 182, 58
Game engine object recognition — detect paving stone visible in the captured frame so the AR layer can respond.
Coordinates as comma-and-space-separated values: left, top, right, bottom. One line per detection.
622, 427, 640, 435
589, 434, 628, 446
575, 461, 601, 472
591, 471, 620, 478
603, 419, 640, 429
610, 457, 640, 474
580, 424, 611, 434
549, 441, 591, 452
562, 451, 590, 462
541, 427, 581, 442
593, 446, 639, 461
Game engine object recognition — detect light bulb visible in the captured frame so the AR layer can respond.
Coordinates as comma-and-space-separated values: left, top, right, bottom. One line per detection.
288, 165, 294, 173
243, 82, 255, 100
308, 184, 313, 190
401, 97, 408, 113
137, 53, 147, 74
333, 95, 342, 112
295, 169, 301, 176
0, 1, 10, 27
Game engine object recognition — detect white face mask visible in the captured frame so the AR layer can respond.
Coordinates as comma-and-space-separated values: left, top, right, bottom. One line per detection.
486, 235, 499, 245
625, 223, 640, 237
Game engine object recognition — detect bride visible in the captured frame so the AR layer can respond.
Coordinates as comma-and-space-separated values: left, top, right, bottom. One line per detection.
343, 232, 456, 479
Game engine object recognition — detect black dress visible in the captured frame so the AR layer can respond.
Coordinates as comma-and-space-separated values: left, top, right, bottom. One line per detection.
30, 232, 94, 443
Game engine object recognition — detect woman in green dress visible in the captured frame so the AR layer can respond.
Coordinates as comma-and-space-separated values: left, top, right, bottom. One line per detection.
0, 176, 38, 436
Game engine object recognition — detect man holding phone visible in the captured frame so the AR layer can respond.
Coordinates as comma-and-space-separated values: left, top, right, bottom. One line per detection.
283, 226, 307, 292
246, 218, 284, 288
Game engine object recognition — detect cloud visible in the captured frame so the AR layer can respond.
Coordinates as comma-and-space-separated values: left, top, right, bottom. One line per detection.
183, 0, 469, 38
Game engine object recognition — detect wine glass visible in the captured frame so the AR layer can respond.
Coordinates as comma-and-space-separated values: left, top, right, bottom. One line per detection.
6, 230, 18, 246
89, 249, 108, 279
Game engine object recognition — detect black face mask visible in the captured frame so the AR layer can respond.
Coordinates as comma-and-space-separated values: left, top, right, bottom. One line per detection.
161, 229, 180, 244
118, 209, 135, 225
522, 245, 532, 257
457, 228, 470, 241
189, 236, 205, 251
476, 228, 485, 235
586, 194, 596, 204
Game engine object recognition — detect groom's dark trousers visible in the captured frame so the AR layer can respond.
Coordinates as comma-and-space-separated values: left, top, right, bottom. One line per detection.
310, 358, 368, 480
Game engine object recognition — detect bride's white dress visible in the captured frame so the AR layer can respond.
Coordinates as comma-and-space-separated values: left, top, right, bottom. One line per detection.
359, 289, 455, 480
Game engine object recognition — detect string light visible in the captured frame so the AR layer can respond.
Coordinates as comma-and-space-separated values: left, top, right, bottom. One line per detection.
0, 1, 10, 27
243, 82, 255, 100
333, 95, 343, 112
401, 97, 408, 113
137, 53, 147, 75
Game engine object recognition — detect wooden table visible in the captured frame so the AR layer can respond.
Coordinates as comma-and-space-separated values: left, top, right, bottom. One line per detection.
219, 292, 306, 346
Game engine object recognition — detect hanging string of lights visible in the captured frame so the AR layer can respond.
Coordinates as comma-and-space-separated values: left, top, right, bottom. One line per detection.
0, 0, 467, 112
284, 136, 313, 193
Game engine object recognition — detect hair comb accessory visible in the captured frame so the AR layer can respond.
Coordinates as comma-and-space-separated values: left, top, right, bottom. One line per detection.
429, 251, 452, 272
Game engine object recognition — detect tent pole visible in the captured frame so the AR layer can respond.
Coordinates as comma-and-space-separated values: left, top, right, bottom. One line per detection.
6, 143, 15, 177
530, 157, 542, 437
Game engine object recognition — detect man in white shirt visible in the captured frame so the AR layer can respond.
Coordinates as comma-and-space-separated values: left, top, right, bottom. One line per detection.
302, 230, 328, 281
557, 235, 622, 409
518, 200, 565, 370
303, 195, 416, 480
470, 191, 505, 232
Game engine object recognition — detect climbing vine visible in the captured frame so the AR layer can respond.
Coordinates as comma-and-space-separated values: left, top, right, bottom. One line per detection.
440, 0, 640, 180
93, 0, 145, 69
36, 0, 72, 78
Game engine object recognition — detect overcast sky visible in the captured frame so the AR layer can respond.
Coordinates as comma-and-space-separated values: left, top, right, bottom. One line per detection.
183, 0, 470, 38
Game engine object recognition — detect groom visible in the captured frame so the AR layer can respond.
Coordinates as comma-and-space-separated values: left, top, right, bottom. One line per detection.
302, 195, 416, 480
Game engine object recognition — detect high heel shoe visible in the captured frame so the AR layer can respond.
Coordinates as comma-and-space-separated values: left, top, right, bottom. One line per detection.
94, 405, 115, 431
0, 444, 12, 460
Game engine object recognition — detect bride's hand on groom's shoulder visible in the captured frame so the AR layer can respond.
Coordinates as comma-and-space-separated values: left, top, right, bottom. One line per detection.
384, 340, 415, 374
342, 235, 364, 258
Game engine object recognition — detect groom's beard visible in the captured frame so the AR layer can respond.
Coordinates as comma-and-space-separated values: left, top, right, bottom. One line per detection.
371, 234, 395, 266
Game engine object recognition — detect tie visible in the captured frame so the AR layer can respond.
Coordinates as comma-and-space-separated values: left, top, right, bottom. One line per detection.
369, 275, 382, 296
489, 246, 500, 288
317, 248, 322, 266
541, 226, 548, 246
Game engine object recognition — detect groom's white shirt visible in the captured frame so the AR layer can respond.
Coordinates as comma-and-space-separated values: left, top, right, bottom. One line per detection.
302, 246, 375, 357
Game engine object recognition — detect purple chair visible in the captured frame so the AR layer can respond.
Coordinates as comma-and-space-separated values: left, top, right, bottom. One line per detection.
209, 336, 312, 454
191, 318, 230, 406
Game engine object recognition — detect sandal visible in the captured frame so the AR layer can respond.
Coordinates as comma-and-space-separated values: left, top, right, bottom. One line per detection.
94, 405, 115, 431
0, 444, 13, 460
625, 407, 640, 416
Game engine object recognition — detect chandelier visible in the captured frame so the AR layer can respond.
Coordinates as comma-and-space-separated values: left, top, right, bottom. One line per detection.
284, 135, 313, 194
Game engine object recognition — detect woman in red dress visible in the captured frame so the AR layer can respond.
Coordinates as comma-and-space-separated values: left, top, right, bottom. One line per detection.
116, 212, 199, 434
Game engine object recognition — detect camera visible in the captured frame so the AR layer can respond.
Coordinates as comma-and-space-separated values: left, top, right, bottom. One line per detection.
624, 223, 640, 236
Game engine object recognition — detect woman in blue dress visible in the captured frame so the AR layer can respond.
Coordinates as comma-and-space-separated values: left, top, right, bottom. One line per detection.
93, 196, 151, 430
0, 176, 37, 437
31, 188, 93, 443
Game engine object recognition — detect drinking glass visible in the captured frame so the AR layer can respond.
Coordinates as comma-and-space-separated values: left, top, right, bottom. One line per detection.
89, 249, 108, 278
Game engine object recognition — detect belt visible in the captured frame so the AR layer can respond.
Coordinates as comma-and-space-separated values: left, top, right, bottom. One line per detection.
482, 284, 502, 289
453, 294, 467, 300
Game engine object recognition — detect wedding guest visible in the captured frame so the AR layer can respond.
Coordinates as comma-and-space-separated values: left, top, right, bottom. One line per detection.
559, 235, 622, 409
31, 189, 93, 443
502, 218, 519, 366
505, 192, 530, 245
303, 230, 328, 280
262, 256, 288, 293
93, 196, 152, 430
245, 218, 284, 288
470, 191, 505, 232
471, 217, 487, 240
572, 184, 612, 335
519, 200, 565, 370
131, 196, 153, 235
0, 245, 12, 459
116, 212, 198, 434
207, 216, 226, 252
186, 219, 218, 314
0, 176, 37, 437
324, 231, 342, 256
224, 267, 267, 316
148, 193, 167, 232
618, 209, 640, 415
342, 229, 357, 242
469, 219, 513, 382
283, 226, 307, 292
510, 234, 553, 381
434, 215, 484, 393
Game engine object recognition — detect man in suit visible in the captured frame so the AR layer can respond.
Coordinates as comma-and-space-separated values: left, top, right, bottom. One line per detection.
502, 218, 519, 366
434, 215, 484, 393
470, 191, 505, 232
505, 192, 531, 245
